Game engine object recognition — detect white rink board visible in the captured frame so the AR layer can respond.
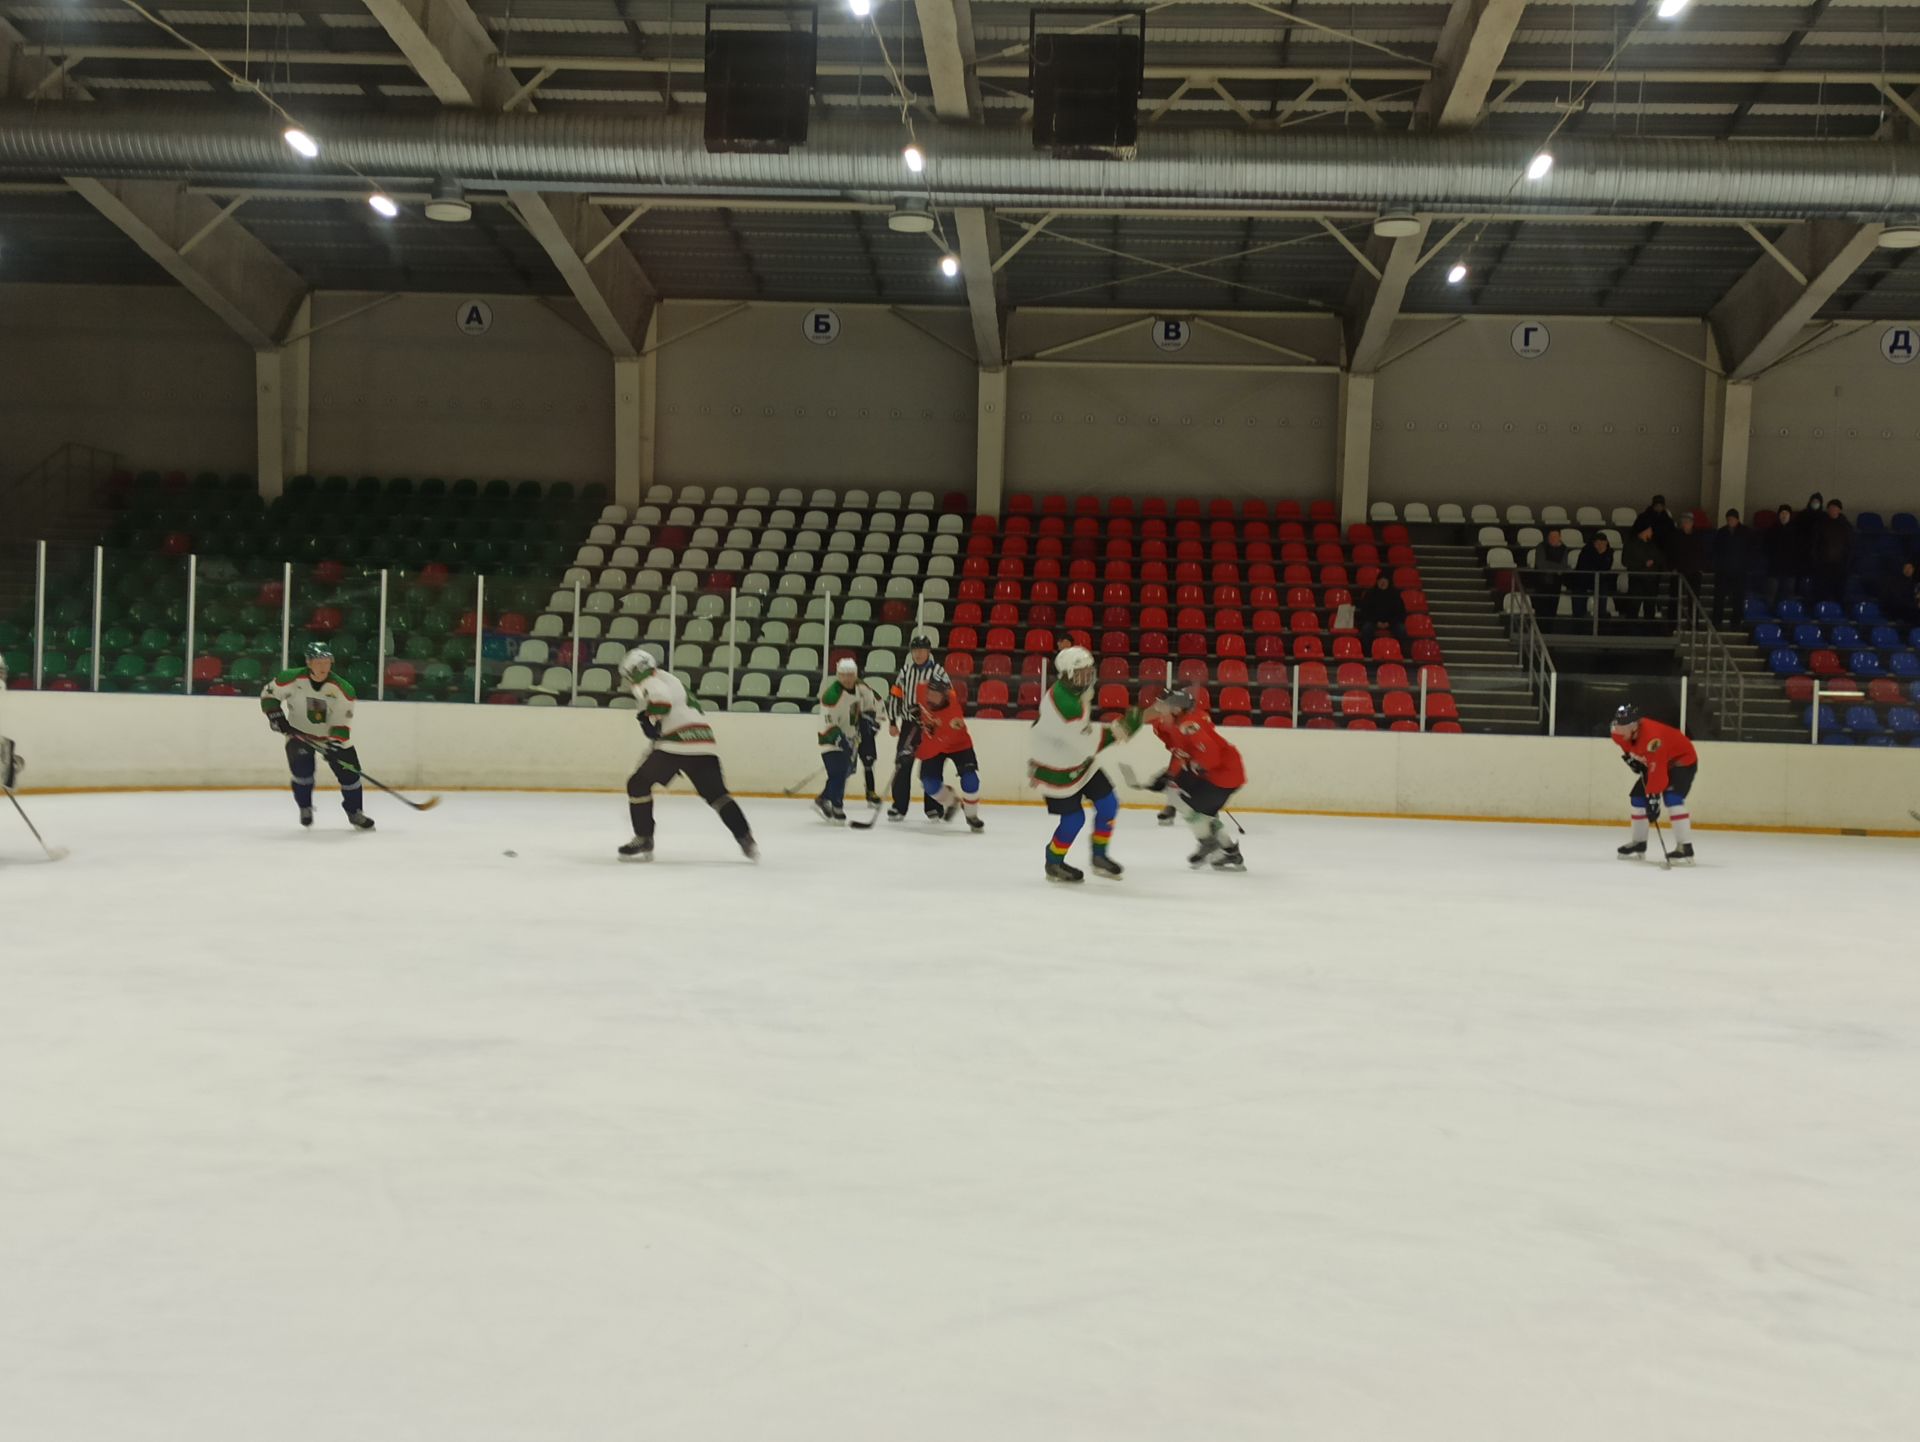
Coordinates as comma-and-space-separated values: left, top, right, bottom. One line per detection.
2, 791, 1918, 1442
10, 691, 1920, 832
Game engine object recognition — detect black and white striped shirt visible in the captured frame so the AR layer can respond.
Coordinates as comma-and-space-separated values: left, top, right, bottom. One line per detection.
889, 656, 952, 723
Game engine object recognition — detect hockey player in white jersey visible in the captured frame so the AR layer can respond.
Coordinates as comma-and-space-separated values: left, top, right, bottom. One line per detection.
260, 641, 372, 830
1028, 644, 1143, 883
616, 647, 757, 862
815, 657, 876, 823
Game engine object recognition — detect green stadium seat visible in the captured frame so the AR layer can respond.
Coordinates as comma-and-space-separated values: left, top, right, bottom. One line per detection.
228, 656, 265, 685
112, 652, 145, 680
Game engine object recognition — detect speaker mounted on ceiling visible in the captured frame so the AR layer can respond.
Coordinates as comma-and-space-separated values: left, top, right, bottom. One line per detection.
1028, 8, 1146, 158
704, 5, 819, 154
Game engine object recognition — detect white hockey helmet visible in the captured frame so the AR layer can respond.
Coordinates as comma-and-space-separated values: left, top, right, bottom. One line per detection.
836, 656, 859, 676
618, 647, 659, 684
1054, 644, 1096, 692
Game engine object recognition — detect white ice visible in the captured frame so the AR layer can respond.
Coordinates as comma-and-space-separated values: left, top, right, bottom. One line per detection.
3, 790, 1918, 1441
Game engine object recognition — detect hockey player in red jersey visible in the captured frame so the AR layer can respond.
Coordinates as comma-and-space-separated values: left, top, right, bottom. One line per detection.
1610, 702, 1699, 863
916, 678, 984, 831
1145, 685, 1247, 870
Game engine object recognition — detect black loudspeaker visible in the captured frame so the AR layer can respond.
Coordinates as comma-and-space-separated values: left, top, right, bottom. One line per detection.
704, 8, 817, 154
1030, 12, 1145, 155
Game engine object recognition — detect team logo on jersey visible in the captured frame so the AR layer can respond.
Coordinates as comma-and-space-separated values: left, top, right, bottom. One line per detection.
306, 699, 329, 724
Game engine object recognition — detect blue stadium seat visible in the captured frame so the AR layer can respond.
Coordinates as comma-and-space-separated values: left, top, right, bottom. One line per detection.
1893, 512, 1919, 534
1850, 650, 1886, 677
1752, 621, 1784, 647
1768, 647, 1804, 676
1857, 512, 1885, 534
1845, 704, 1883, 735
1910, 626, 1920, 649
1831, 623, 1861, 648
1792, 622, 1824, 648
1744, 597, 1773, 622
1889, 706, 1920, 735
1871, 625, 1904, 649
1891, 651, 1920, 678
1776, 598, 1807, 622
1804, 703, 1840, 732
1865, 734, 1897, 746
1851, 599, 1883, 624
1814, 601, 1845, 622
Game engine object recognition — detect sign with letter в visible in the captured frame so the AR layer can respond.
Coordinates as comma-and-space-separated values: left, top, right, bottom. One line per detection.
1150, 318, 1191, 352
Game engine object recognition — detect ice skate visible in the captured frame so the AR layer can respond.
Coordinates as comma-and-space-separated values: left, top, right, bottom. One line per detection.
1188, 835, 1223, 868
1674, 843, 1695, 864
814, 797, 841, 824
298, 806, 313, 829
1044, 857, 1085, 884
830, 804, 846, 822
886, 808, 906, 823
963, 803, 984, 833
1091, 853, 1124, 880
865, 791, 880, 807
1617, 841, 1646, 859
618, 835, 654, 861
1157, 805, 1177, 826
738, 834, 759, 861
1211, 845, 1246, 871
347, 812, 374, 831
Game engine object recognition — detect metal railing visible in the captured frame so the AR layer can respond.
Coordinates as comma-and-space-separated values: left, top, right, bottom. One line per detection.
1501, 564, 1685, 636
1500, 585, 1559, 734
1675, 578, 1755, 741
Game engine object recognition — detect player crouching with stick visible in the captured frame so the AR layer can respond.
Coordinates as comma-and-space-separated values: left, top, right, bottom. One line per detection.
1143, 685, 1247, 870
1610, 702, 1698, 865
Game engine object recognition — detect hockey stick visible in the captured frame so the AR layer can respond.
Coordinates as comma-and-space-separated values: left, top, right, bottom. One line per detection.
1646, 802, 1673, 871
287, 732, 440, 812
1117, 762, 1246, 835
781, 765, 822, 795
4, 787, 69, 861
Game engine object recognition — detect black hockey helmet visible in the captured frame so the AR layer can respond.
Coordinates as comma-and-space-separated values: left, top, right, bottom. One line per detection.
1610, 702, 1641, 732
1161, 685, 1198, 714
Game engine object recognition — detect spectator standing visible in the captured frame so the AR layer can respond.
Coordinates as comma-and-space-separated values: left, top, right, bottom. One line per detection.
1811, 498, 1853, 606
1623, 524, 1667, 622
1533, 528, 1570, 606
1575, 534, 1615, 618
1710, 509, 1758, 628
1634, 494, 1677, 549
1666, 512, 1708, 599
1764, 504, 1799, 606
1796, 492, 1825, 594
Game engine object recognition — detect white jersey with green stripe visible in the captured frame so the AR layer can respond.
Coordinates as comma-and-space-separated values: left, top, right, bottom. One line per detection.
260, 668, 356, 743
816, 677, 877, 753
633, 669, 717, 754
1028, 680, 1140, 799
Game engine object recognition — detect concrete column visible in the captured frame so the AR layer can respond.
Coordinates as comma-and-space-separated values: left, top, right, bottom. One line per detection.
639, 311, 660, 494
284, 294, 311, 479
1715, 381, 1755, 522
976, 367, 1008, 518
1700, 330, 1726, 513
1335, 370, 1375, 528
614, 355, 643, 508
254, 294, 310, 501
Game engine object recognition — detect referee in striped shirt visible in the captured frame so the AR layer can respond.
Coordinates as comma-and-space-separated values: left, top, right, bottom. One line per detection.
887, 631, 952, 820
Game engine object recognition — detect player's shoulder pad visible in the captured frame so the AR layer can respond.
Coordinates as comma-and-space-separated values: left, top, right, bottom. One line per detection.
271, 666, 304, 684
332, 676, 358, 699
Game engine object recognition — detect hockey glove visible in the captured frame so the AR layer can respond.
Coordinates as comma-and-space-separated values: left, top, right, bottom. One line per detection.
0, 737, 22, 791
1644, 795, 1662, 822
1146, 770, 1171, 793
268, 711, 292, 735
639, 715, 662, 741
1623, 755, 1647, 775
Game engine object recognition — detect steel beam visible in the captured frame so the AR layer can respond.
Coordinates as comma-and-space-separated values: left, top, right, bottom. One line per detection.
1414, 0, 1527, 130
912, 0, 982, 122
2, 18, 89, 100
1345, 220, 1432, 373
1709, 221, 1884, 380
359, 0, 500, 107
509, 191, 656, 358
66, 177, 305, 351
954, 207, 1005, 370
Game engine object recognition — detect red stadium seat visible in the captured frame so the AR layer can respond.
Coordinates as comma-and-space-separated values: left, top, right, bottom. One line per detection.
1218, 658, 1249, 683
1347, 523, 1376, 545
1393, 567, 1422, 590
1411, 639, 1445, 664
1407, 615, 1437, 639
1387, 545, 1417, 567
1177, 633, 1208, 657
945, 651, 974, 677
1377, 663, 1411, 690
1247, 563, 1277, 586
1808, 649, 1843, 675
1370, 636, 1404, 661
191, 655, 223, 684
1067, 581, 1096, 603
1178, 658, 1210, 683
1253, 609, 1284, 635
1038, 517, 1067, 540
1176, 540, 1204, 562
1074, 495, 1101, 517
1007, 494, 1035, 515
1383, 691, 1416, 720
1289, 610, 1322, 634
1296, 660, 1329, 689
1336, 661, 1369, 688
1319, 565, 1350, 588
1041, 494, 1068, 516
1006, 514, 1032, 535
1066, 560, 1095, 581
1215, 608, 1245, 633
1382, 524, 1410, 544
1097, 682, 1129, 710
1220, 685, 1252, 713
1309, 499, 1336, 522
1351, 544, 1381, 567
1024, 629, 1055, 654
1139, 583, 1169, 605
1312, 524, 1340, 545
989, 602, 1018, 626
953, 602, 984, 626
1389, 719, 1418, 732
1098, 656, 1129, 681
1255, 634, 1287, 659
1100, 631, 1129, 655
1426, 694, 1460, 720
983, 652, 1013, 676
1331, 636, 1363, 661
1175, 498, 1202, 519
963, 556, 990, 578
1402, 590, 1429, 614
970, 514, 998, 534
1346, 718, 1379, 731
957, 579, 987, 602
949, 625, 980, 650
985, 626, 1015, 651
385, 659, 418, 691
1105, 539, 1133, 562
1292, 635, 1325, 661
1212, 584, 1243, 607
997, 558, 1026, 582
1101, 582, 1130, 605
1029, 603, 1059, 628
1139, 632, 1169, 657
1256, 660, 1289, 686
1354, 566, 1381, 590
1019, 680, 1042, 708
976, 678, 1011, 707
1099, 605, 1129, 629
1140, 606, 1170, 630
1282, 563, 1312, 587
966, 535, 994, 559
1300, 688, 1333, 717
1258, 687, 1291, 715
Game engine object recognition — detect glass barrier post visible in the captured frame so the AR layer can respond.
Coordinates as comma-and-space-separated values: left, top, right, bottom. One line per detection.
1419, 665, 1429, 731
1549, 672, 1559, 736
90, 545, 104, 693
184, 553, 198, 696
572, 581, 583, 695
280, 561, 292, 670
32, 539, 46, 690
823, 591, 834, 685
1811, 682, 1822, 745
376, 569, 390, 701
473, 574, 485, 704
1291, 664, 1300, 728
667, 582, 679, 672
727, 587, 738, 710
1679, 674, 1689, 732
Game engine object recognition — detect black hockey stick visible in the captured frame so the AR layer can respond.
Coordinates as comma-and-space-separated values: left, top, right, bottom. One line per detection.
1117, 762, 1246, 835
1645, 800, 1673, 870
3, 786, 69, 861
287, 732, 440, 811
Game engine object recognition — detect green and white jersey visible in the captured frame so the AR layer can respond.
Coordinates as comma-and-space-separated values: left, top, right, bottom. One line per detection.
816, 676, 875, 753
260, 668, 356, 742
1028, 680, 1138, 799
633, 669, 716, 755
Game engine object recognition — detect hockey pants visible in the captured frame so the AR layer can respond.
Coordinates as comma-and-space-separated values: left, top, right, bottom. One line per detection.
287, 737, 364, 815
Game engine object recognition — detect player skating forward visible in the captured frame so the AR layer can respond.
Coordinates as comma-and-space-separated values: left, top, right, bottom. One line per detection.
616, 647, 757, 862
261, 641, 372, 830
916, 677, 984, 831
887, 633, 951, 821
1610, 703, 1698, 863
815, 657, 875, 823
1144, 685, 1246, 870
1029, 645, 1143, 883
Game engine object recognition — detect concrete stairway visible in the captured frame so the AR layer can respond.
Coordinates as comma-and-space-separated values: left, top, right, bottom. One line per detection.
1412, 540, 1545, 734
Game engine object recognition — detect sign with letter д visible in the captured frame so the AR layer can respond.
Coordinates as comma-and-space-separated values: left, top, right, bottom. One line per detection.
1510, 320, 1550, 358
1882, 326, 1918, 365
456, 300, 494, 336
803, 308, 841, 345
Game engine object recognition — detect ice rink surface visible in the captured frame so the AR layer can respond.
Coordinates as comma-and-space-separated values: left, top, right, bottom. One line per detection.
3, 788, 1918, 1441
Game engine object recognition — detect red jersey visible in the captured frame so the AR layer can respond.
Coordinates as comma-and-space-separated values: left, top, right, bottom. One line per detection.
915, 690, 974, 759
1614, 717, 1697, 794
1152, 701, 1247, 790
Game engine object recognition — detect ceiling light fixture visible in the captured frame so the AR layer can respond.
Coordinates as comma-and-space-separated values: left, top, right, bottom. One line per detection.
1373, 210, 1420, 239
368, 192, 399, 219
283, 127, 318, 159
1656, 0, 1689, 16
849, 0, 871, 15
1878, 224, 1920, 249
425, 177, 472, 224
903, 143, 925, 173
1526, 151, 1554, 182
1447, 262, 1468, 284
939, 254, 960, 278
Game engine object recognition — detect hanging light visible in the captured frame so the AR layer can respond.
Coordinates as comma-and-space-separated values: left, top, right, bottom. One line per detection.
1526, 151, 1553, 182
849, 0, 872, 15
368, 192, 399, 219
282, 127, 319, 159
1447, 262, 1468, 285
939, 254, 960, 278
903, 143, 925, 174
1656, 0, 1689, 16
